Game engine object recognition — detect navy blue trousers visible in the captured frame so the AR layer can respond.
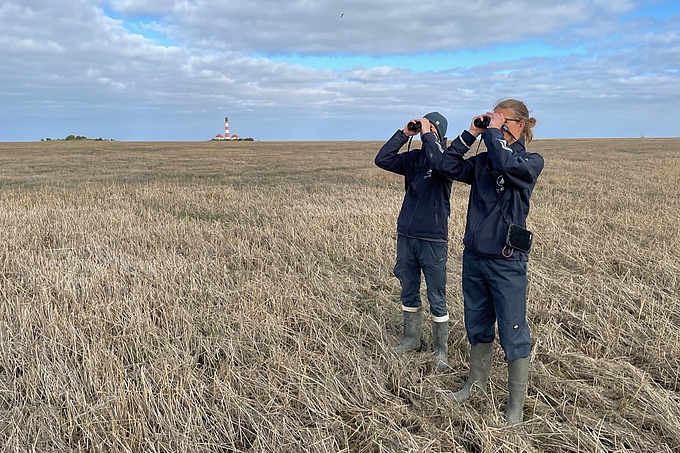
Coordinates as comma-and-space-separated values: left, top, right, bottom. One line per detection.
462, 250, 531, 361
393, 235, 449, 320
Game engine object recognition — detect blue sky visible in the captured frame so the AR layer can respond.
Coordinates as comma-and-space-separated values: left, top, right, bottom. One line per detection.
1, 0, 679, 141
259, 40, 589, 73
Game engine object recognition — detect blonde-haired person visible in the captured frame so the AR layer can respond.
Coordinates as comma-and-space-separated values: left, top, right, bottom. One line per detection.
432, 99, 543, 426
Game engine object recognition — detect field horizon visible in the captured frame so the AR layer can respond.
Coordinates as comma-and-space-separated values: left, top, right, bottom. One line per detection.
5, 135, 680, 145
0, 138, 678, 452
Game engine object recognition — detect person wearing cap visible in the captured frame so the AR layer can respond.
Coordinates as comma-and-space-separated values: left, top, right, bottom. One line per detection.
375, 112, 451, 372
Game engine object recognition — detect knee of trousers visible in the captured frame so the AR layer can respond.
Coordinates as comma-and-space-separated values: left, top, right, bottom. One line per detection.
498, 319, 531, 361
423, 268, 447, 319
399, 285, 422, 308
466, 322, 496, 345
394, 261, 421, 302
464, 305, 497, 345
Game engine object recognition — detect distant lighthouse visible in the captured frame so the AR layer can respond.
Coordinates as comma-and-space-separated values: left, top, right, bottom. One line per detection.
224, 117, 230, 138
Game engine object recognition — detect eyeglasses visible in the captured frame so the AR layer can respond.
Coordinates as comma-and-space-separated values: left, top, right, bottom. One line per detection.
501, 119, 521, 141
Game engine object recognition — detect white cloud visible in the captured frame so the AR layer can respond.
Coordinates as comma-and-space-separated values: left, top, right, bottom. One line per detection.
0, 0, 679, 140
103, 0, 639, 55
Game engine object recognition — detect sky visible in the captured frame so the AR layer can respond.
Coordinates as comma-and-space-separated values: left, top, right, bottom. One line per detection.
1, 0, 679, 141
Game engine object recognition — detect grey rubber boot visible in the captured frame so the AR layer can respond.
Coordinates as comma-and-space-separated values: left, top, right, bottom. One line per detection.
446, 342, 494, 402
506, 357, 530, 426
432, 320, 449, 372
393, 309, 423, 352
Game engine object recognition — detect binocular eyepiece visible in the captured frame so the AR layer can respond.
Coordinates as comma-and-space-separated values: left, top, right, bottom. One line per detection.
474, 116, 491, 128
407, 120, 422, 132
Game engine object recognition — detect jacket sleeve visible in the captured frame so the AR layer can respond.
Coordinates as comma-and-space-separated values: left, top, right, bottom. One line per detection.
484, 129, 544, 189
375, 130, 410, 175
434, 130, 477, 185
421, 133, 453, 182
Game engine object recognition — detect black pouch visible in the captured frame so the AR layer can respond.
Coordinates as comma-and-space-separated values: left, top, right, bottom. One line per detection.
506, 223, 533, 253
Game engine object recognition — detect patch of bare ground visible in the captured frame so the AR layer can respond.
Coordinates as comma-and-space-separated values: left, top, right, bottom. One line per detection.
0, 138, 678, 452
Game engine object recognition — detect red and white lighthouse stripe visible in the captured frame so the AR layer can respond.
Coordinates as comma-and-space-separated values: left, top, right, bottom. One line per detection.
224, 117, 230, 138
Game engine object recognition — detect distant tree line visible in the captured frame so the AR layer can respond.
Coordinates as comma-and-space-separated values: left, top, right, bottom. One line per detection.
41, 135, 115, 141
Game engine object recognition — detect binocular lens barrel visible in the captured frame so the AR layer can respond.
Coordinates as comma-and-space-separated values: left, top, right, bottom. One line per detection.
474, 116, 490, 128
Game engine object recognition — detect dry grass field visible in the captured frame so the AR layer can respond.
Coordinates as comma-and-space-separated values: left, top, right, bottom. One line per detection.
0, 137, 678, 452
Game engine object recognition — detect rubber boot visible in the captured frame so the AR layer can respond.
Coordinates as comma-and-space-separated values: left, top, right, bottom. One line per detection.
432, 320, 449, 372
393, 309, 422, 353
506, 357, 530, 426
446, 342, 494, 402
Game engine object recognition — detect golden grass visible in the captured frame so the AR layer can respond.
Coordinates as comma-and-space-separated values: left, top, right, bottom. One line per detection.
0, 138, 678, 452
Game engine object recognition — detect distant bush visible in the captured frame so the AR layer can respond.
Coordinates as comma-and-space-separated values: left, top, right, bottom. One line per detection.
48, 135, 113, 141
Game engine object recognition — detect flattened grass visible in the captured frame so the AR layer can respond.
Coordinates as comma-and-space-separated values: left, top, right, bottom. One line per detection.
0, 138, 678, 452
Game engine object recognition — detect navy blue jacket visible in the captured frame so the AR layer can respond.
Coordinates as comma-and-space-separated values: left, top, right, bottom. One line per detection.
434, 128, 544, 259
375, 130, 452, 242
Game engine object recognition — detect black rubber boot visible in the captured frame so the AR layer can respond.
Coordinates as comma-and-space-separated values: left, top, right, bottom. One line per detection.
446, 342, 494, 402
393, 309, 422, 353
432, 320, 449, 372
506, 357, 530, 426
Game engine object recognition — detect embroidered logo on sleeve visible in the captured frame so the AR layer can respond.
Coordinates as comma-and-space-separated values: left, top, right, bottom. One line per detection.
496, 175, 505, 193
